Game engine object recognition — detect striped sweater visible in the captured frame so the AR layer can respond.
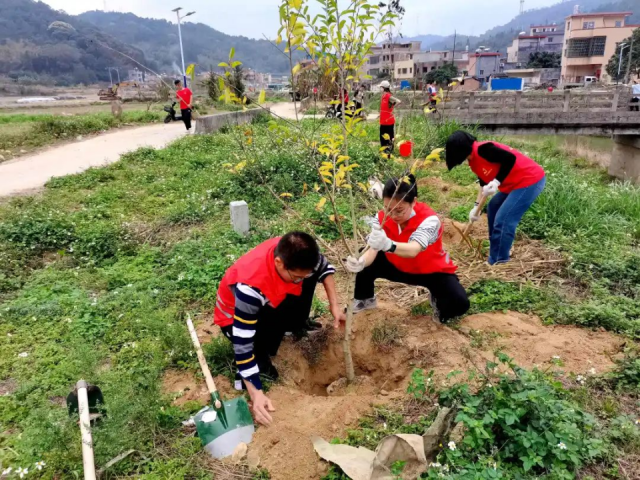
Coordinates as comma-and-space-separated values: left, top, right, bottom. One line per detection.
232, 255, 335, 390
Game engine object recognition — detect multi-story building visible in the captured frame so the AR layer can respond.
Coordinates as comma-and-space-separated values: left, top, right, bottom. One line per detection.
128, 68, 144, 83
506, 25, 565, 67
561, 11, 638, 84
466, 52, 503, 82
362, 41, 422, 78
414, 50, 470, 76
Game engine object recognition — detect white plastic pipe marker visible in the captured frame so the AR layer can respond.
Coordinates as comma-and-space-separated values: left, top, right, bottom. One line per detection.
76, 380, 97, 480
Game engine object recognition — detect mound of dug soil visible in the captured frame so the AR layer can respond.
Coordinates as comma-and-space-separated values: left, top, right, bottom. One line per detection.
162, 304, 624, 480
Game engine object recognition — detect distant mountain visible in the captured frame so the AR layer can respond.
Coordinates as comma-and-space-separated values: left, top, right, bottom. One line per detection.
404, 34, 446, 49
415, 0, 639, 54
78, 11, 293, 77
0, 0, 150, 85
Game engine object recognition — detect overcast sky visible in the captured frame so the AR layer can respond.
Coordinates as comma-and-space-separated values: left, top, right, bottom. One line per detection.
41, 0, 561, 38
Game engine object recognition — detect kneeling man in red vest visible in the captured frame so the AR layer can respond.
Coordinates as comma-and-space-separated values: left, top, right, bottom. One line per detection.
214, 232, 345, 426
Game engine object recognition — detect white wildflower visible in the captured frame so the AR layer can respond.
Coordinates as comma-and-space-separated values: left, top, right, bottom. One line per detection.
127, 284, 133, 288
492, 462, 497, 470
589, 368, 596, 375
7, 333, 12, 337
2, 467, 12, 475
178, 274, 185, 281
557, 442, 567, 450
429, 462, 442, 468
16, 467, 28, 478
18, 352, 28, 358
635, 419, 639, 425
35, 461, 46, 471
443, 465, 450, 472
153, 289, 159, 294
576, 375, 585, 385
447, 441, 456, 451
552, 355, 561, 360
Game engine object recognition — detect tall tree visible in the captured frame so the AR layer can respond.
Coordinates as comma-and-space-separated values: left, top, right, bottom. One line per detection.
527, 52, 561, 69
425, 64, 458, 85
606, 28, 640, 82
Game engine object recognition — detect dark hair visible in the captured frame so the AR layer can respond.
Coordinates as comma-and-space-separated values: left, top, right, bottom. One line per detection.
275, 231, 320, 271
174, 79, 181, 86
445, 130, 477, 170
382, 174, 418, 203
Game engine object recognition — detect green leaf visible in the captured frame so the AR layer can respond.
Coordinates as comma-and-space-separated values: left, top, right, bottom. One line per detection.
229, 47, 235, 60
218, 62, 230, 68
231, 61, 243, 68
292, 64, 302, 75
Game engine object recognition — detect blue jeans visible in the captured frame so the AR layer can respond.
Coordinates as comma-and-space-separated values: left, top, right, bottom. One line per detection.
487, 176, 546, 265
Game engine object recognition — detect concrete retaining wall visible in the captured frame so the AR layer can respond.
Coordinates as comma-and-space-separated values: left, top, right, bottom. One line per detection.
195, 108, 269, 134
610, 135, 640, 185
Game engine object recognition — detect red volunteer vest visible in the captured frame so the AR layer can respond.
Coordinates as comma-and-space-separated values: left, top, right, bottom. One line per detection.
213, 238, 302, 327
470, 141, 545, 193
380, 92, 395, 126
378, 202, 457, 275
176, 87, 192, 110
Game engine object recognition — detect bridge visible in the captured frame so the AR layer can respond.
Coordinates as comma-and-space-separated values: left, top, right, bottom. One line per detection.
397, 89, 640, 183
435, 90, 640, 136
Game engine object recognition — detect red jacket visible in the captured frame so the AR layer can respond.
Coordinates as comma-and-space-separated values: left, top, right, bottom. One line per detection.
378, 202, 457, 275
380, 92, 395, 126
470, 141, 545, 193
213, 238, 302, 327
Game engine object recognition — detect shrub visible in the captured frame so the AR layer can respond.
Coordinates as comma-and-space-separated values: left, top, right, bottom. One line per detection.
434, 356, 607, 478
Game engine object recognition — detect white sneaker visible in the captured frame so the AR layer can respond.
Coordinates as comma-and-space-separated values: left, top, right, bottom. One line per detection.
353, 297, 377, 313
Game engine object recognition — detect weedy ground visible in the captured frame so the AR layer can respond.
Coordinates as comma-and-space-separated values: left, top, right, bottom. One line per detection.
0, 110, 165, 162
0, 113, 637, 479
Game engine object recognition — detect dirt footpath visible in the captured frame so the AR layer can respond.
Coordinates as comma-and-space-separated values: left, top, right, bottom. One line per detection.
0, 123, 186, 197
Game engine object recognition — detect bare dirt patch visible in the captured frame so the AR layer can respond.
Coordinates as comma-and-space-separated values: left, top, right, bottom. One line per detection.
239, 303, 624, 480
0, 378, 17, 396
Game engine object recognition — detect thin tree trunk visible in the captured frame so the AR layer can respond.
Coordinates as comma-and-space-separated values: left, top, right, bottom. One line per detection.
336, 5, 356, 383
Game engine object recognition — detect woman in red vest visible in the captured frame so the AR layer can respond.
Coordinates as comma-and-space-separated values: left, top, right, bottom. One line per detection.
445, 130, 546, 265
379, 80, 401, 155
346, 175, 469, 323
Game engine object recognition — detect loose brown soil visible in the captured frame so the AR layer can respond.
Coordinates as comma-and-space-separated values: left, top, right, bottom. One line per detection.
162, 304, 625, 480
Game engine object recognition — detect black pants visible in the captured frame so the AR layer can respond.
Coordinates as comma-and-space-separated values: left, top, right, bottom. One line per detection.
380, 123, 395, 154
354, 251, 470, 322
631, 97, 639, 112
221, 273, 319, 367
180, 108, 192, 130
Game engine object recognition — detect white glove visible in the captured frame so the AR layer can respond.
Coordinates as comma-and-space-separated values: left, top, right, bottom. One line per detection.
345, 256, 366, 273
469, 204, 481, 222
482, 179, 501, 196
367, 227, 393, 252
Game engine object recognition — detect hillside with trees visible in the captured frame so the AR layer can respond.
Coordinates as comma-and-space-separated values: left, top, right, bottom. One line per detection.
0, 0, 294, 86
78, 11, 293, 77
0, 0, 150, 85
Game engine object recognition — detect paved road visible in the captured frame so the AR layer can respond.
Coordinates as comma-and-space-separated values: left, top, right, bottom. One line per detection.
270, 101, 379, 121
0, 123, 186, 197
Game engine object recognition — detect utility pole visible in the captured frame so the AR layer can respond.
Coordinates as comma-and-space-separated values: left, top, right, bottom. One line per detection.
625, 35, 634, 84
452, 30, 457, 67
520, 0, 525, 15
617, 43, 629, 85
172, 7, 196, 88
107, 68, 113, 87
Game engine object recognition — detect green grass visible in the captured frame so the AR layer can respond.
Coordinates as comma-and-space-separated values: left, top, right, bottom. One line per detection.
0, 111, 164, 160
0, 114, 56, 125
0, 115, 638, 477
